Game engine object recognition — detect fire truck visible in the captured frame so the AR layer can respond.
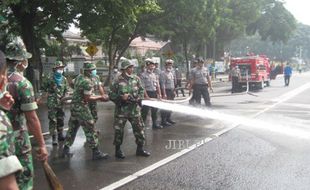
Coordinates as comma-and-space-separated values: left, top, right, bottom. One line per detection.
230, 55, 271, 90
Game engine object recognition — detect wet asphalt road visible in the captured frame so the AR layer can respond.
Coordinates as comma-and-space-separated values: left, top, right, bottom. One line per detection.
33, 72, 310, 190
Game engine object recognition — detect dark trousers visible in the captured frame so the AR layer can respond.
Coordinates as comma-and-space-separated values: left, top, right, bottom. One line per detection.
231, 76, 239, 92
193, 84, 211, 106
161, 89, 174, 123
284, 75, 291, 86
175, 79, 185, 97
141, 91, 158, 126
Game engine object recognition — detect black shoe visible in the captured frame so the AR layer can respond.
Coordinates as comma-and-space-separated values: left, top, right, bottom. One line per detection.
136, 146, 150, 157
92, 148, 109, 160
58, 132, 65, 141
115, 149, 125, 159
52, 135, 58, 146
161, 122, 171, 127
167, 119, 176, 125
152, 124, 163, 129
62, 146, 73, 158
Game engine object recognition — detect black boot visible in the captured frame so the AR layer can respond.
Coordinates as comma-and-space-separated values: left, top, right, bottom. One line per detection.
62, 145, 73, 158
167, 118, 176, 125
92, 147, 109, 160
52, 135, 58, 146
58, 132, 65, 141
115, 145, 125, 159
136, 145, 150, 157
152, 123, 163, 129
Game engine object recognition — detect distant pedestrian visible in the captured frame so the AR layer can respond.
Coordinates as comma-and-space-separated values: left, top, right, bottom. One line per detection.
284, 63, 292, 86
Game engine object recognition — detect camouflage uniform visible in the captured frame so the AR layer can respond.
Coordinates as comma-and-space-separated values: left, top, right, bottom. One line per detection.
109, 63, 145, 147
0, 110, 23, 180
7, 69, 38, 190
42, 63, 68, 139
63, 63, 108, 161
64, 74, 99, 148
89, 75, 101, 122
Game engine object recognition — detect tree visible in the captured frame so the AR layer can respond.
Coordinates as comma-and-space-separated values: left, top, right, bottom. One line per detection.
75, 0, 161, 84
246, 0, 297, 43
1, 0, 77, 81
155, 0, 220, 74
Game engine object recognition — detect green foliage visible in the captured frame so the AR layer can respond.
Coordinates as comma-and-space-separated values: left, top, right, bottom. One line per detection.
246, 0, 297, 43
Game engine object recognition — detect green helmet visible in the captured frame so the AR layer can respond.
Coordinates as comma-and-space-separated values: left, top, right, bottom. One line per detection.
53, 60, 65, 69
5, 42, 32, 61
120, 59, 134, 70
83, 62, 96, 70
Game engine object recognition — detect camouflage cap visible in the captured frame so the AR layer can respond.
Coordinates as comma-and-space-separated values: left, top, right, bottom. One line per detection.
120, 59, 134, 70
165, 59, 174, 65
53, 60, 65, 69
83, 62, 96, 70
5, 42, 32, 61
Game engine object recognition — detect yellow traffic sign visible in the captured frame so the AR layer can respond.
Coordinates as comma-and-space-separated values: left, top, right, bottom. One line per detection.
86, 44, 98, 57
162, 50, 174, 58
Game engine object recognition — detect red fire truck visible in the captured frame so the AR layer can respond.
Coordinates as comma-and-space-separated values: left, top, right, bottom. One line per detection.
230, 55, 271, 90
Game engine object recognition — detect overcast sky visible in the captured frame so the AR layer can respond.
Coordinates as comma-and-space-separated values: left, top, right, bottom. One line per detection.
284, 0, 310, 25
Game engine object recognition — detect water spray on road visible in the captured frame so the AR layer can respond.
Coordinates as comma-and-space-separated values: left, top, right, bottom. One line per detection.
142, 100, 310, 139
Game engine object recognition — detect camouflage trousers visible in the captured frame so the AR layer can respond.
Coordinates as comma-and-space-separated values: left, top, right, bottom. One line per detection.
48, 107, 65, 136
113, 116, 145, 146
64, 116, 99, 149
15, 129, 34, 190
88, 102, 98, 122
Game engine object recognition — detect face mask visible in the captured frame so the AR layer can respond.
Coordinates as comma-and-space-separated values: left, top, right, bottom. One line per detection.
91, 69, 97, 77
56, 69, 64, 74
54, 72, 63, 86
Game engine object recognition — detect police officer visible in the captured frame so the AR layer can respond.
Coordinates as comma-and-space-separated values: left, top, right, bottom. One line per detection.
189, 58, 213, 107
62, 62, 109, 160
175, 66, 185, 97
109, 59, 150, 159
42, 60, 68, 145
140, 58, 162, 129
6, 41, 48, 190
160, 59, 176, 127
0, 50, 23, 190
230, 65, 240, 93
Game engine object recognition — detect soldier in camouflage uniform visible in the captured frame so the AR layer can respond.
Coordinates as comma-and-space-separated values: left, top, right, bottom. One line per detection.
88, 65, 106, 123
0, 50, 23, 190
42, 60, 68, 145
109, 60, 150, 159
5, 41, 48, 190
140, 58, 162, 129
62, 62, 109, 160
